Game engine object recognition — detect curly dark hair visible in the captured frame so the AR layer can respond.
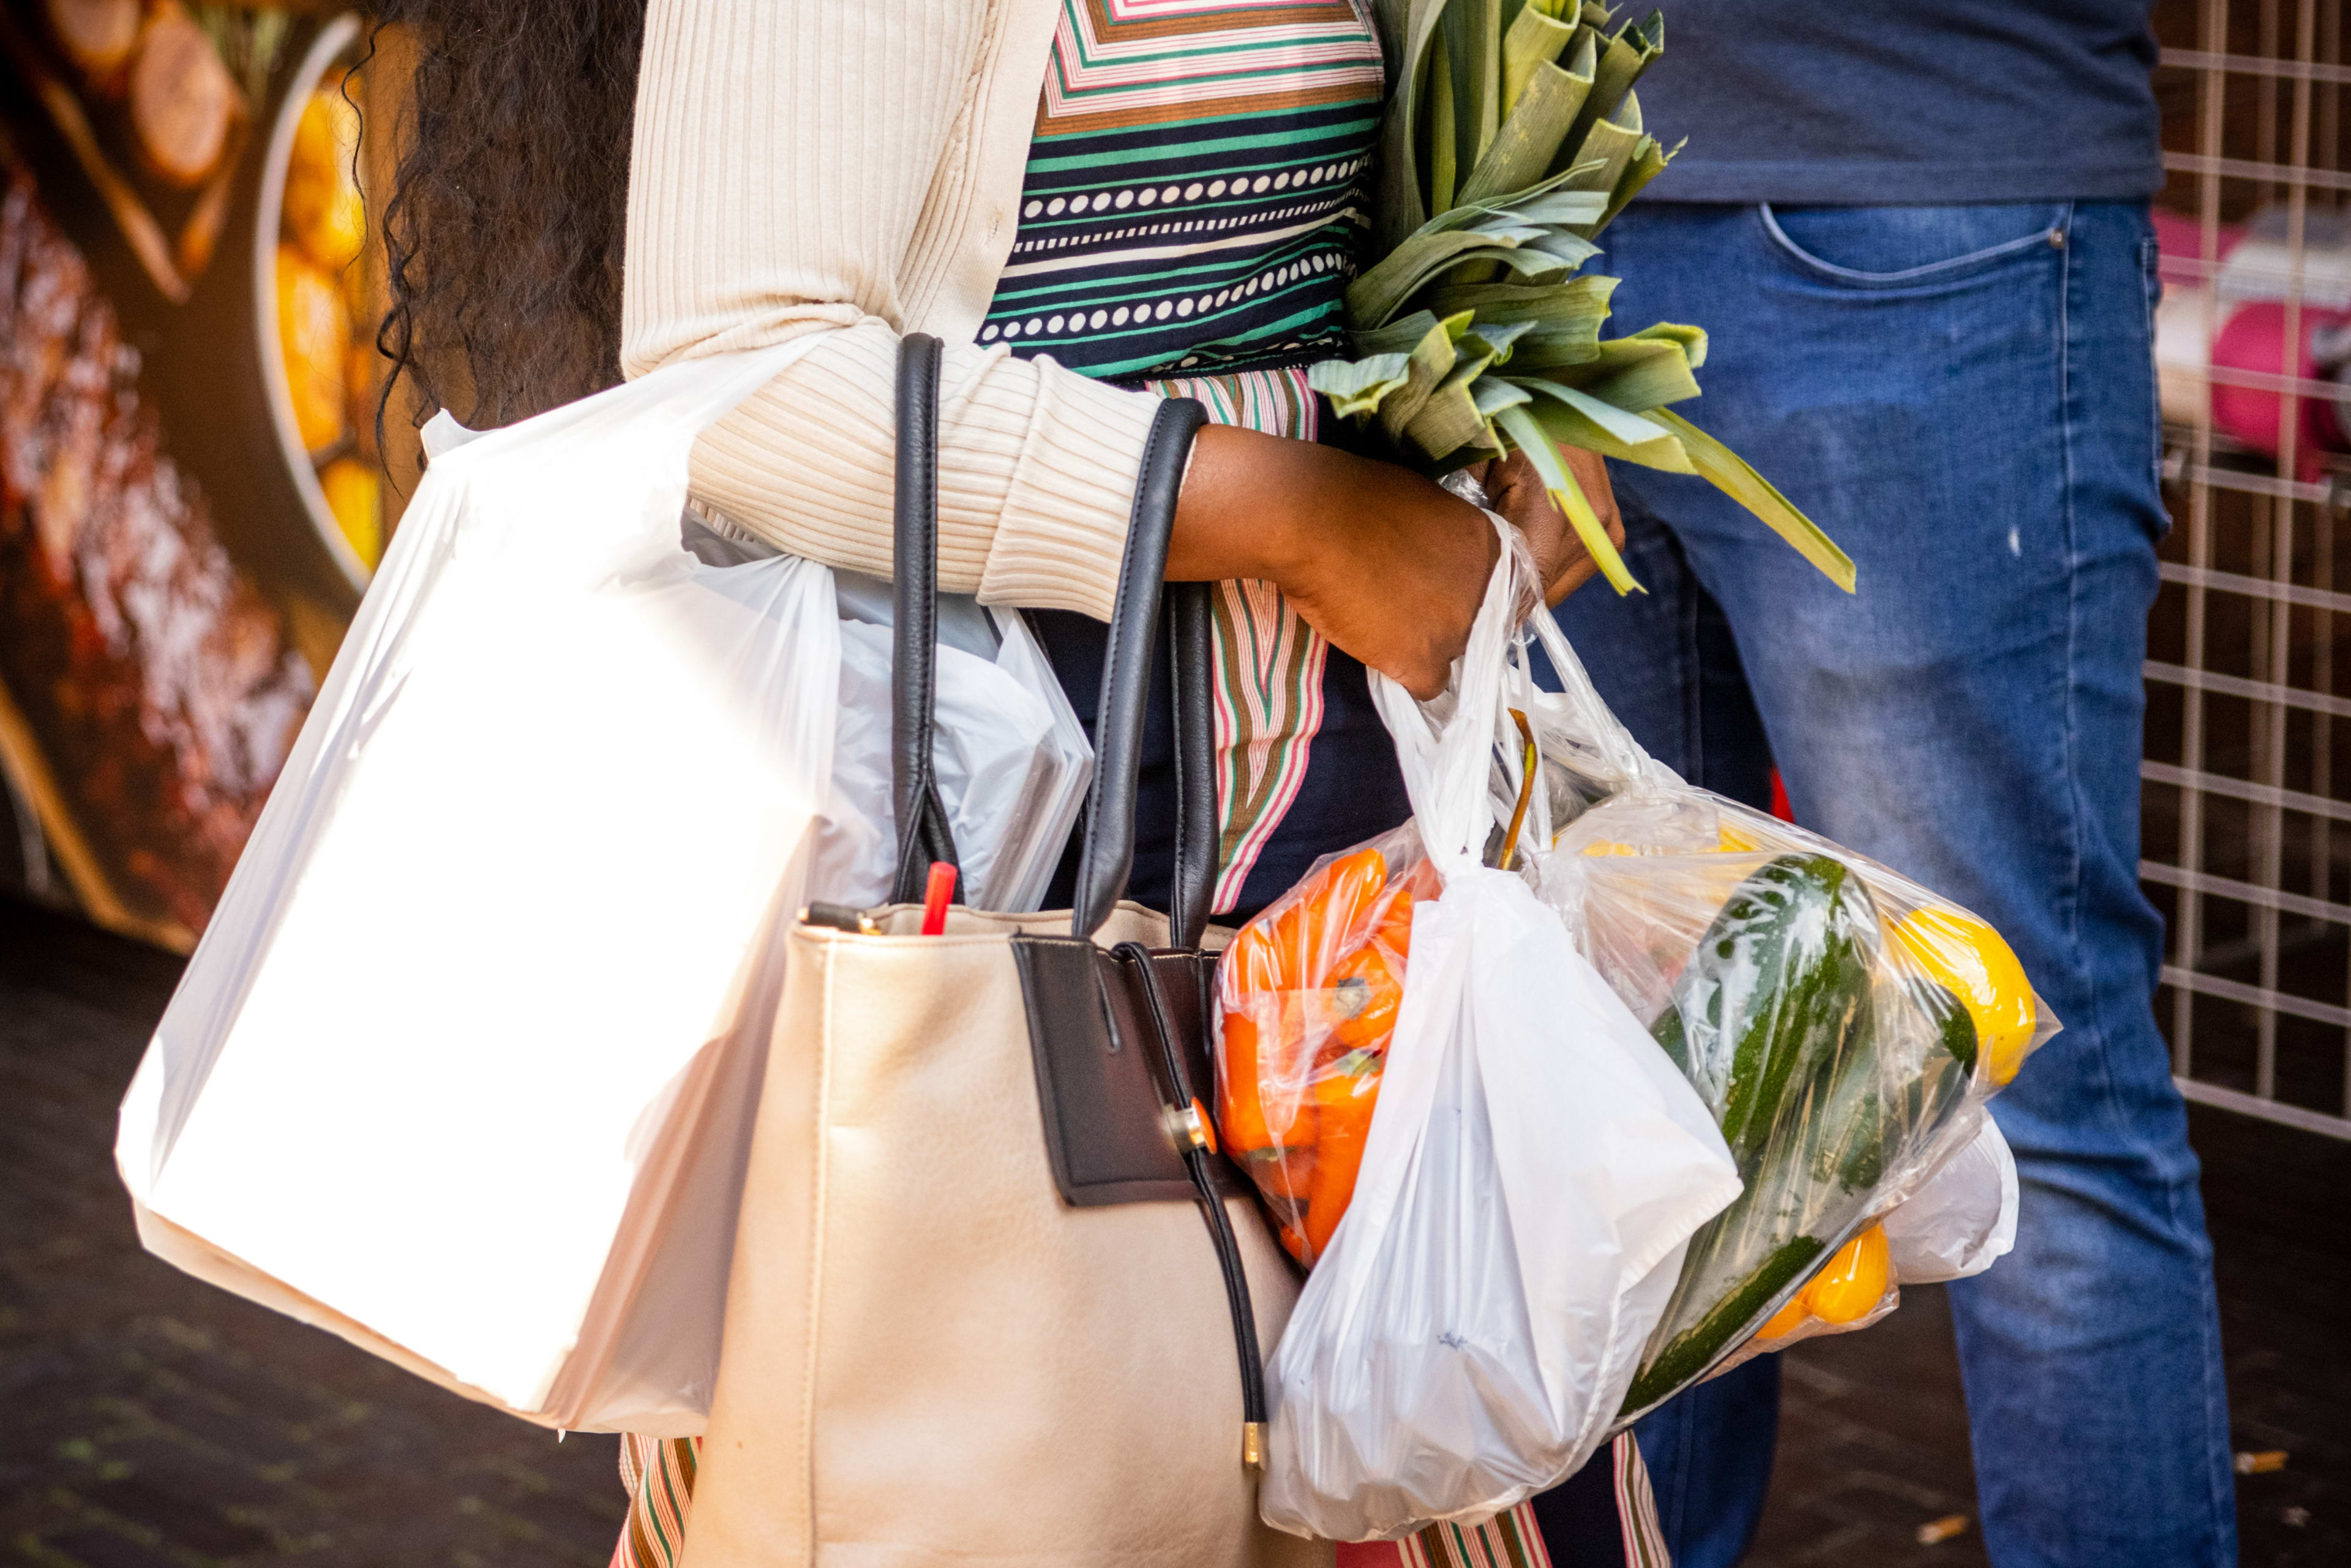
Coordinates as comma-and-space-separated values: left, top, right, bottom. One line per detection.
365, 1, 648, 432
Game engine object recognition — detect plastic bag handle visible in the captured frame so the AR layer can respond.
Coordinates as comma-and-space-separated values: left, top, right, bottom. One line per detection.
888, 335, 962, 903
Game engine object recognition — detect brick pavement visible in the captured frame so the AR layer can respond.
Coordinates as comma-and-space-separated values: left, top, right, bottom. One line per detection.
0, 900, 624, 1568
2, 895, 2343, 1566
1745, 1285, 1989, 1568
1746, 1103, 2349, 1568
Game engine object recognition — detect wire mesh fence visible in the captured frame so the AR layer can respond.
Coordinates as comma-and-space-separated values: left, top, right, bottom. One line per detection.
2146, 0, 2351, 1136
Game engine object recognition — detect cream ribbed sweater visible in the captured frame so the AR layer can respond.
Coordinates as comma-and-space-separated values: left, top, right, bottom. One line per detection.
620, 0, 1166, 620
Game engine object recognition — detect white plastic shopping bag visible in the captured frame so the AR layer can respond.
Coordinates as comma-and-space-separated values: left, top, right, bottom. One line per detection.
1258, 525, 1741, 1540
1882, 1113, 2018, 1285
116, 340, 831, 1435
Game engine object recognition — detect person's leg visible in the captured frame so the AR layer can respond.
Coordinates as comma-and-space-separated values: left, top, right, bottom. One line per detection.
1625, 1353, 1780, 1568
1586, 198, 2235, 1567
1543, 490, 1777, 808
1545, 501, 1783, 1568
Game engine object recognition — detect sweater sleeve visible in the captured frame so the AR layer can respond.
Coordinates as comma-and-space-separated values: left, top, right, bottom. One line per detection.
621, 0, 1161, 618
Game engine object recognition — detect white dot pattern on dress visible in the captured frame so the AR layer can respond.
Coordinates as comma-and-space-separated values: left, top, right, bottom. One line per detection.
979, 62, 1376, 373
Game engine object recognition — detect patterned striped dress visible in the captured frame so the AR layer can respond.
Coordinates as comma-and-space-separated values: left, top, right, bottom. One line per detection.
610, 4, 1668, 1564
996, 0, 1404, 915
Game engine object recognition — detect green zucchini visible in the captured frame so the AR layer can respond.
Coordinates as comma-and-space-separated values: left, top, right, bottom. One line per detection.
1650, 1000, 1689, 1074
1850, 978, 1977, 1190
1628, 855, 1880, 1401
1817, 977, 1977, 1192
1924, 977, 1978, 1075
1627, 869, 1998, 1413
1662, 853, 1875, 1173
1621, 1233, 1824, 1414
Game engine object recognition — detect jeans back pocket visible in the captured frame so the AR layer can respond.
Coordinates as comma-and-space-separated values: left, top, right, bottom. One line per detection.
1761, 203, 2074, 290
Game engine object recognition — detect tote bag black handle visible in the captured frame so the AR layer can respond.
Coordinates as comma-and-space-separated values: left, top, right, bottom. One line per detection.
890, 334, 1214, 943
887, 336, 962, 904
890, 342, 1265, 1439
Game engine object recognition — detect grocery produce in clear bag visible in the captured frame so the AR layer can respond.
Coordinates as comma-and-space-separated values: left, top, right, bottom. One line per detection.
1530, 778, 2058, 1415
1247, 520, 1741, 1539
1215, 825, 1438, 1267
1224, 531, 2053, 1429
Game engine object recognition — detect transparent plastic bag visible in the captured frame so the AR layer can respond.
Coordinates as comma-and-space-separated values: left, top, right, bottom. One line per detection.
1703, 1112, 2020, 1378
1499, 573, 2060, 1420
1212, 820, 1435, 1267
682, 531, 1093, 915
1538, 794, 2058, 1416
1248, 523, 1741, 1539
811, 578, 1090, 912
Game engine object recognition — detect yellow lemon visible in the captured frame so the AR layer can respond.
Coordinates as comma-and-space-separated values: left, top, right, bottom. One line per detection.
1756, 1295, 1811, 1341
1892, 907, 2037, 1085
1801, 1225, 1890, 1326
277, 245, 348, 452
318, 457, 381, 570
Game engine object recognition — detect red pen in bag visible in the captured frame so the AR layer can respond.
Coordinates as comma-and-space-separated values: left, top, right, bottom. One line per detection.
920, 861, 957, 936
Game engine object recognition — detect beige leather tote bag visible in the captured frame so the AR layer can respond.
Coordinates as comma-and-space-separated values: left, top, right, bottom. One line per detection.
677, 341, 1326, 1567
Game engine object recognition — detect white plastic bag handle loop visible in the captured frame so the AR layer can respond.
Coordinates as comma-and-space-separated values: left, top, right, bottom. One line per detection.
420, 338, 817, 480
1522, 593, 1671, 795
1368, 513, 1540, 880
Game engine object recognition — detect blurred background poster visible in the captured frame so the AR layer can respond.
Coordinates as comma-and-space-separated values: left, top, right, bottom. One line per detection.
0, 1, 413, 950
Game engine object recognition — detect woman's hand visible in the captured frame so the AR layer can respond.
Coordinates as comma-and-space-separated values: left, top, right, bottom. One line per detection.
1471, 446, 1625, 605
1168, 427, 1627, 699
1170, 427, 1496, 700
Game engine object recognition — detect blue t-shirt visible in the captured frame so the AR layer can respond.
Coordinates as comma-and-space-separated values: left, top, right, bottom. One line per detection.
1630, 1, 2162, 205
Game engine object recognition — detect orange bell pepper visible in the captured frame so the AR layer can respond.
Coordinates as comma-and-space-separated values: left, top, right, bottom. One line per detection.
1217, 1006, 1277, 1153
1220, 848, 1389, 1147
1329, 942, 1403, 1052
1220, 999, 1324, 1152
1217, 921, 1297, 1152
1222, 919, 1288, 994
1302, 1064, 1381, 1263
1267, 847, 1388, 990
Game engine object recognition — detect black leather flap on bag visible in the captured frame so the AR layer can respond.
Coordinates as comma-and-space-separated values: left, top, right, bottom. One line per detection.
1012, 936, 1194, 1206
1011, 939, 1251, 1208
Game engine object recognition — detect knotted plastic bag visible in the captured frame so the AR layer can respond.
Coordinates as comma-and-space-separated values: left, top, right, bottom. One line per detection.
1250, 525, 1740, 1540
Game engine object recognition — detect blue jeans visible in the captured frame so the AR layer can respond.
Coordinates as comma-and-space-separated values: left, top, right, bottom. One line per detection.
1550, 202, 2238, 1567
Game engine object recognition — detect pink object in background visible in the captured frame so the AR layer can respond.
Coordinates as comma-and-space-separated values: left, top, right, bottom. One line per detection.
2151, 208, 2241, 287
2207, 302, 2351, 482
2151, 204, 2351, 471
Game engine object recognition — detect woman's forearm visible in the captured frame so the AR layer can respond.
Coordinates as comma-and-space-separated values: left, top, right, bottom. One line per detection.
1169, 425, 1499, 698
1168, 426, 1487, 583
